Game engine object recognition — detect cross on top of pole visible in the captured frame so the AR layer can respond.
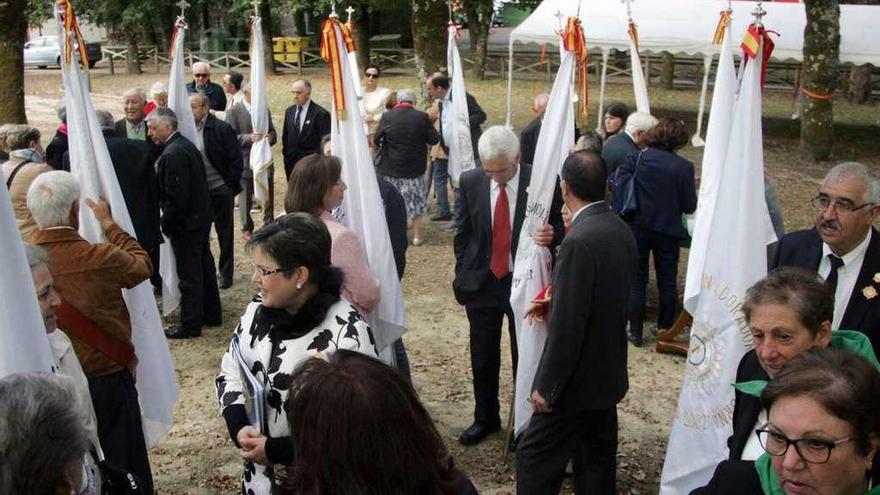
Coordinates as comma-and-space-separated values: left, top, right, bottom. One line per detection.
251, 0, 260, 16
346, 5, 355, 23
621, 0, 635, 20
554, 10, 565, 31
751, 0, 767, 27
329, 0, 338, 19
176, 0, 189, 18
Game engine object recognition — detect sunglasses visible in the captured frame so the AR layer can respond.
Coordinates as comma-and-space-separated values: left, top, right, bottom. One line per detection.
194, 73, 209, 77
365, 73, 379, 79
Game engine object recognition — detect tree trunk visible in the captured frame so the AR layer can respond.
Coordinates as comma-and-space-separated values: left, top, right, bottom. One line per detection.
0, 0, 27, 123
259, 0, 277, 74
354, 5, 371, 72
660, 51, 674, 89
465, 0, 492, 80
411, 0, 447, 86
800, 0, 840, 161
847, 64, 872, 104
126, 34, 141, 74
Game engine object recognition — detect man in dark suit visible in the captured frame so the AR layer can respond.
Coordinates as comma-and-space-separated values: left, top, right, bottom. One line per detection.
146, 107, 222, 339
772, 162, 880, 356
64, 110, 162, 289
516, 150, 637, 494
454, 126, 563, 446
519, 93, 549, 166
600, 111, 657, 177
281, 79, 332, 180
185, 62, 227, 111
190, 93, 244, 289
426, 72, 487, 221
114, 87, 162, 164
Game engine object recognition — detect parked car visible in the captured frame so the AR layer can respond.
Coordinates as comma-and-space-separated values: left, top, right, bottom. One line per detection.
24, 35, 103, 69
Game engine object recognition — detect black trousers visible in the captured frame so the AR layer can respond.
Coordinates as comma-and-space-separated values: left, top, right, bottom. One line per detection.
516, 406, 618, 495
209, 185, 235, 284
628, 223, 681, 338
239, 165, 275, 233
463, 274, 517, 428
88, 370, 154, 495
148, 245, 161, 290
170, 225, 222, 331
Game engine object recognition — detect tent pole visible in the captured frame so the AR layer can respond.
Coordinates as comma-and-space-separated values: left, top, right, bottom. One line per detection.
596, 48, 609, 132
506, 38, 515, 128
692, 53, 713, 147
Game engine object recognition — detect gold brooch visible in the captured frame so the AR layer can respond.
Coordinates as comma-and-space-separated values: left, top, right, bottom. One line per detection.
863, 286, 878, 300
873, 272, 880, 284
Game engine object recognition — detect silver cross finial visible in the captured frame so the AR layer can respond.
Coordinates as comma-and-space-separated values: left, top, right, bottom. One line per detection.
176, 0, 189, 18
621, 0, 635, 19
554, 10, 565, 30
346, 5, 355, 24
751, 0, 766, 26
251, 0, 260, 16
329, 0, 338, 18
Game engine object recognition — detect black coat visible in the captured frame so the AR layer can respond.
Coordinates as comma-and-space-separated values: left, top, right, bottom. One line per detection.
601, 131, 639, 177
156, 132, 213, 237
375, 106, 439, 179
114, 119, 162, 165
186, 80, 227, 111
727, 350, 769, 460
62, 131, 162, 253
200, 114, 244, 195
532, 203, 637, 411
45, 129, 68, 170
624, 147, 697, 239
519, 117, 541, 167
378, 178, 408, 279
690, 460, 763, 495
438, 91, 486, 157
281, 100, 332, 175
772, 227, 880, 356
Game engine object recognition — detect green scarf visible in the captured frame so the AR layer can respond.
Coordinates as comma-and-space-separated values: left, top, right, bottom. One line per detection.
755, 453, 880, 494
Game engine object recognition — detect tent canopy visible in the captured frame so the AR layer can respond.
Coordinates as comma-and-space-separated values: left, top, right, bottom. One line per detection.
510, 0, 880, 65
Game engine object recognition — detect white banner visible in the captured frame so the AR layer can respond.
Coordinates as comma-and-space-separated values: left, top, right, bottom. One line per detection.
57, 8, 179, 448
249, 17, 273, 206
629, 35, 651, 114
446, 25, 476, 187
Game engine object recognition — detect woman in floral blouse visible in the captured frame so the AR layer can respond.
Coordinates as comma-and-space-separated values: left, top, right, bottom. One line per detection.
215, 212, 378, 494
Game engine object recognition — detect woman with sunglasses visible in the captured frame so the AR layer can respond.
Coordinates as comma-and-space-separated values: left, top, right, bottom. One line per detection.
362, 64, 391, 146
215, 212, 378, 494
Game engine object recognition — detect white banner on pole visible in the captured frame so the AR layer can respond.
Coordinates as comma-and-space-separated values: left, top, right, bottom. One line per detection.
446, 25, 476, 187
249, 17, 273, 206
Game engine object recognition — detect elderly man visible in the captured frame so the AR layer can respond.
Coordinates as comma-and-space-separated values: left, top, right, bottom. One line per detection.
425, 72, 487, 222
186, 62, 226, 111
519, 93, 549, 166
454, 126, 563, 446
601, 111, 658, 177
28, 171, 154, 493
115, 87, 161, 162
190, 93, 243, 288
226, 81, 277, 237
3, 125, 51, 241
146, 107, 222, 339
222, 70, 245, 113
772, 162, 880, 356
281, 79, 331, 180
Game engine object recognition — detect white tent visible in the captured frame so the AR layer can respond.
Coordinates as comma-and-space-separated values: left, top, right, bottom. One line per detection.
505, 0, 880, 130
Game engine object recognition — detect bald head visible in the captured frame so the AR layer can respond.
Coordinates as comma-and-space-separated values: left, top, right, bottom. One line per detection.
189, 93, 209, 122
533, 93, 550, 118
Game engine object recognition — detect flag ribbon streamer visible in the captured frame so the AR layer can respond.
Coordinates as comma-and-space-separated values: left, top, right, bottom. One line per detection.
627, 19, 640, 53
741, 24, 778, 89
321, 18, 356, 117
563, 17, 589, 122
712, 10, 732, 45
55, 0, 89, 71
169, 18, 187, 58
448, 21, 462, 42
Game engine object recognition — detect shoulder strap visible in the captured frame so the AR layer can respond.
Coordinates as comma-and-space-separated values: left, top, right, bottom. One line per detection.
5, 160, 32, 188
56, 300, 135, 369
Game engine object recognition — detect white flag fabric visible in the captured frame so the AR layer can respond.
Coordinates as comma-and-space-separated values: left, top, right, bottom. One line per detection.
659, 37, 777, 495
0, 183, 55, 377
629, 36, 651, 114
57, 9, 179, 448
344, 40, 370, 136
446, 25, 476, 187
327, 20, 407, 351
510, 50, 575, 436
249, 17, 273, 206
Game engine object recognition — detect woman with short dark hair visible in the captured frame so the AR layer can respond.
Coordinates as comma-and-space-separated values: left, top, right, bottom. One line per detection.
282, 350, 477, 495
216, 213, 378, 494
601, 102, 630, 142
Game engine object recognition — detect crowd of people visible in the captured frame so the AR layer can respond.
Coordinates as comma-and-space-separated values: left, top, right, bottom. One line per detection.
1, 60, 879, 495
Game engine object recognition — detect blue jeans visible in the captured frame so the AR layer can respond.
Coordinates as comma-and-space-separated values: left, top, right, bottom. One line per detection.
432, 158, 455, 216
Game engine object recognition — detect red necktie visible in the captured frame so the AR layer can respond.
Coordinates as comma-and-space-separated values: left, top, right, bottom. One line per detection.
491, 183, 511, 279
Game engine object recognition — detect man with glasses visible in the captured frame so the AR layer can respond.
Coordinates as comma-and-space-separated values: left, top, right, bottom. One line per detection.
772, 162, 880, 355
186, 62, 227, 112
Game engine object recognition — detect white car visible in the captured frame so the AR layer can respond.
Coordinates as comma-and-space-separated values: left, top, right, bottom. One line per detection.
24, 35, 102, 69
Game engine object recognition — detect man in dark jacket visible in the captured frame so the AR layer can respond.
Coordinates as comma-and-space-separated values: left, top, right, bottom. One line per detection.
190, 93, 244, 289
146, 107, 222, 339
185, 62, 227, 111
281, 79, 331, 180
114, 87, 162, 165
601, 112, 657, 178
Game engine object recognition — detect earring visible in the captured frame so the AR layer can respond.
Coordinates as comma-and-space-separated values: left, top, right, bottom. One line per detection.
296, 283, 302, 290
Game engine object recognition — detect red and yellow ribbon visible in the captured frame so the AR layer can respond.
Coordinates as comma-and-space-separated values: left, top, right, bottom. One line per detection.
321, 18, 356, 116
712, 10, 732, 45
627, 19, 640, 53
55, 0, 89, 71
562, 17, 589, 122
741, 24, 778, 89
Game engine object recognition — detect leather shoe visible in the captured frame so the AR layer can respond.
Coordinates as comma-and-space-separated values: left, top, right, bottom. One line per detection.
458, 422, 500, 446
165, 326, 201, 339
627, 331, 643, 347
431, 213, 453, 221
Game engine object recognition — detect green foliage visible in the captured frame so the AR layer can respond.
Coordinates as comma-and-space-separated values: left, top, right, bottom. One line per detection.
26, 0, 54, 29
282, 0, 408, 16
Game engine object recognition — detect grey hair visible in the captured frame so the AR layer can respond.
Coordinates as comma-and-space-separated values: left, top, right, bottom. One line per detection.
27, 171, 81, 228
55, 101, 67, 124
95, 110, 115, 132
624, 112, 659, 135
396, 88, 417, 104
534, 93, 550, 110
122, 87, 147, 104
824, 162, 880, 203
148, 81, 167, 99
146, 107, 178, 131
191, 61, 210, 74
478, 125, 520, 163
0, 373, 89, 494
23, 243, 49, 269
6, 125, 40, 151
573, 131, 603, 154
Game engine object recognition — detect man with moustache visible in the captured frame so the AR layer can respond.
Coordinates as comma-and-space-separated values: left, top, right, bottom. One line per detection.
772, 162, 880, 356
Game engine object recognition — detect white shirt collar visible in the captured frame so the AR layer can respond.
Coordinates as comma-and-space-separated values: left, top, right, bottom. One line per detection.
491, 166, 520, 191
822, 228, 872, 265
571, 201, 604, 223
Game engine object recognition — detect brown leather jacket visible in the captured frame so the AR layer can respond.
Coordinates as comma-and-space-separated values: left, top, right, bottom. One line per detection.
33, 224, 152, 377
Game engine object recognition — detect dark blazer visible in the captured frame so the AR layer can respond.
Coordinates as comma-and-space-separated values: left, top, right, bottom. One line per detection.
224, 102, 277, 168
374, 105, 439, 179
622, 147, 697, 239
727, 350, 769, 460
45, 129, 68, 170
200, 114, 244, 195
281, 100, 332, 175
453, 164, 564, 305
532, 203, 637, 411
438, 91, 486, 157
114, 119, 162, 165
379, 178, 408, 279
186, 80, 227, 111
63, 131, 162, 254
773, 227, 880, 355
156, 132, 213, 237
601, 131, 639, 177
690, 460, 763, 495
519, 117, 541, 167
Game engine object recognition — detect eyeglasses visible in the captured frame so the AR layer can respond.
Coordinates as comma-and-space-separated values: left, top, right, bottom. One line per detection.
365, 73, 379, 79
194, 73, 209, 78
251, 262, 290, 277
756, 428, 854, 464
811, 195, 876, 215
